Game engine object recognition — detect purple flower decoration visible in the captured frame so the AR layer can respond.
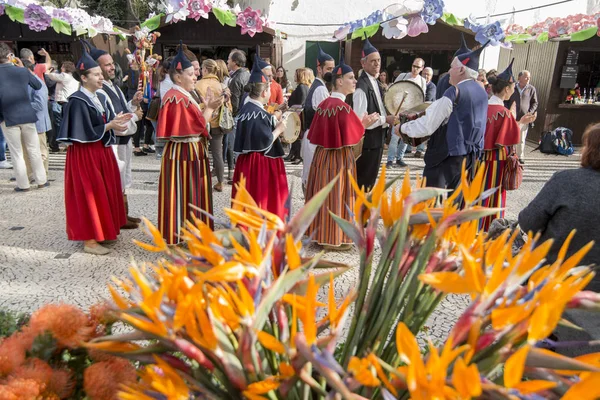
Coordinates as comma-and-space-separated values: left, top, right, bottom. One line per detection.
24, 4, 52, 32
187, 0, 211, 21
237, 7, 264, 37
0, 4, 5, 17
407, 15, 429, 37
52, 8, 73, 24
365, 10, 383, 26
464, 14, 481, 32
420, 0, 444, 25
474, 21, 505, 46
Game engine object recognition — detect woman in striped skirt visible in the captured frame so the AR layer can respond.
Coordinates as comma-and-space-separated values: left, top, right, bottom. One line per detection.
305, 56, 379, 250
481, 59, 535, 231
156, 43, 223, 244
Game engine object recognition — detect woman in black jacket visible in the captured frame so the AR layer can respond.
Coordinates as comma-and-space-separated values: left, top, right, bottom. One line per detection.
285, 67, 314, 163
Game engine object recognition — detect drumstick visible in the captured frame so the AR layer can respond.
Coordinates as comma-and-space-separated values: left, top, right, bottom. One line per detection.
394, 91, 409, 117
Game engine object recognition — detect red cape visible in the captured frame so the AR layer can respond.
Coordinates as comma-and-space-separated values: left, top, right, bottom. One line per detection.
307, 97, 364, 148
484, 104, 521, 150
157, 88, 208, 140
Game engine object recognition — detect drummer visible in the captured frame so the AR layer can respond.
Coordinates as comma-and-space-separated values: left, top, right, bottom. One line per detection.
398, 43, 489, 190
353, 35, 396, 191
301, 44, 335, 192
232, 56, 289, 220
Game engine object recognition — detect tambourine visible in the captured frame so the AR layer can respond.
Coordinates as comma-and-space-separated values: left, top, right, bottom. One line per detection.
280, 112, 301, 144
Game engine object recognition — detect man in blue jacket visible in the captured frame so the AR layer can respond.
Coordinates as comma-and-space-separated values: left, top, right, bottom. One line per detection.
0, 42, 47, 191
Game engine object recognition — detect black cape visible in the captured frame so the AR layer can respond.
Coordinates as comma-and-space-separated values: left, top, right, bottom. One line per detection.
57, 90, 116, 146
234, 101, 284, 158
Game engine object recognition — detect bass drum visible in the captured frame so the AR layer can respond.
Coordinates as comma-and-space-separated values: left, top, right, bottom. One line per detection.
384, 80, 425, 115
280, 112, 302, 144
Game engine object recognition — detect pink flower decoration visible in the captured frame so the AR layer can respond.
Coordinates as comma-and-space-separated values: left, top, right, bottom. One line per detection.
237, 7, 264, 37
187, 0, 211, 21
549, 18, 570, 38
407, 14, 428, 37
505, 23, 525, 35
333, 25, 351, 40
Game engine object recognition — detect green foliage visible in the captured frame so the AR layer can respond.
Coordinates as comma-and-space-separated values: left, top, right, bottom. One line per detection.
0, 310, 30, 338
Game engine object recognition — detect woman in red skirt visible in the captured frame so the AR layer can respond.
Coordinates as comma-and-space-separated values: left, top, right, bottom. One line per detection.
305, 56, 379, 250
156, 42, 223, 244
232, 55, 288, 219
57, 44, 132, 255
481, 59, 535, 230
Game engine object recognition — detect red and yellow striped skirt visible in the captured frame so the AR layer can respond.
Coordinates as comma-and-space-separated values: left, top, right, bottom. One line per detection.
480, 147, 508, 231
158, 140, 213, 245
305, 146, 357, 247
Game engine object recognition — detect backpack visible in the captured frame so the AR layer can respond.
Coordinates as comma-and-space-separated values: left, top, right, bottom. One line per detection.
538, 128, 574, 156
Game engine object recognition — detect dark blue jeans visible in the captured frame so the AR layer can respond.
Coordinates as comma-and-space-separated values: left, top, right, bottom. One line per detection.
0, 125, 6, 161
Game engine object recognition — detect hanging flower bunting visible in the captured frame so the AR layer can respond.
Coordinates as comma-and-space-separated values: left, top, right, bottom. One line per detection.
237, 6, 264, 37
333, 24, 351, 40
51, 8, 73, 24
384, 0, 424, 17
23, 4, 52, 32
0, 4, 5, 16
420, 0, 444, 25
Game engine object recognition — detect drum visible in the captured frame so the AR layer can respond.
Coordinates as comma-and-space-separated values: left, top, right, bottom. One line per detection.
397, 103, 432, 147
384, 80, 426, 115
280, 112, 301, 144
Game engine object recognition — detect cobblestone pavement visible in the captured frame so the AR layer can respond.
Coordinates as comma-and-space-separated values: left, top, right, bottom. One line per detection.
0, 145, 584, 343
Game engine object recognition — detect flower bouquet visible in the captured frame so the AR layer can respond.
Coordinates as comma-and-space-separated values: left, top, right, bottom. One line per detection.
82, 164, 600, 399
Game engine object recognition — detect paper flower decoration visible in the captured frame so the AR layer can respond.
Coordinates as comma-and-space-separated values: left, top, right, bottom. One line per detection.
505, 23, 524, 35
91, 15, 114, 33
365, 10, 383, 26
0, 4, 5, 16
333, 24, 351, 40
66, 7, 92, 31
463, 14, 481, 32
420, 0, 444, 25
382, 17, 409, 39
187, 0, 211, 21
474, 21, 505, 46
384, 0, 425, 17
24, 4, 52, 32
407, 14, 428, 37
52, 8, 73, 24
548, 18, 570, 38
237, 7, 264, 37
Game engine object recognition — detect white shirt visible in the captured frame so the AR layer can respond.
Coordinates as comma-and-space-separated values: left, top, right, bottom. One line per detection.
394, 72, 427, 95
160, 75, 174, 100
353, 72, 387, 130
311, 78, 329, 110
400, 79, 471, 138
102, 80, 135, 113
330, 91, 347, 101
80, 87, 105, 114
46, 72, 79, 103
488, 95, 504, 106
98, 82, 139, 137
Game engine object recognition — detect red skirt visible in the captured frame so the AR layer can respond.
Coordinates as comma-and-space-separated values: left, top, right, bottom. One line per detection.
158, 141, 213, 245
64, 141, 126, 241
232, 152, 289, 220
480, 147, 508, 231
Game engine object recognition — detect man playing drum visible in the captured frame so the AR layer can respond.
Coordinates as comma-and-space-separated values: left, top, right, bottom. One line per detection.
398, 43, 489, 190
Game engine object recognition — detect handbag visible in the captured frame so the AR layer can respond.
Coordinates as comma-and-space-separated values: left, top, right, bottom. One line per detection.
146, 95, 161, 121
219, 104, 234, 132
502, 148, 523, 191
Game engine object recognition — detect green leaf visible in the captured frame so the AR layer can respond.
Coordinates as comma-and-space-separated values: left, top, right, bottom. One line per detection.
141, 13, 163, 31
536, 32, 549, 43
213, 8, 237, 27
5, 5, 25, 23
87, 27, 97, 38
406, 187, 449, 205
51, 18, 72, 36
441, 12, 463, 26
28, 332, 57, 361
252, 261, 316, 331
570, 26, 598, 42
526, 347, 600, 371
75, 28, 88, 37
329, 212, 363, 245
351, 23, 380, 39
285, 175, 339, 242
291, 266, 350, 295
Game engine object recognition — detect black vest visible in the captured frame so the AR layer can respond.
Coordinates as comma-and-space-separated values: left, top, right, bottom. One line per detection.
103, 82, 131, 145
356, 72, 386, 149
303, 79, 325, 131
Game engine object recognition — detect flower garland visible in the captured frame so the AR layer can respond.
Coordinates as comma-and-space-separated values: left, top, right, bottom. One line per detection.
143, 0, 271, 38
0, 0, 119, 37
334, 1, 600, 46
